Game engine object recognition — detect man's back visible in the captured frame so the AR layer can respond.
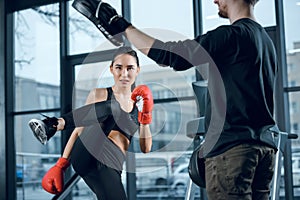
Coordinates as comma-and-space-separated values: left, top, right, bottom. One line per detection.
198, 18, 278, 157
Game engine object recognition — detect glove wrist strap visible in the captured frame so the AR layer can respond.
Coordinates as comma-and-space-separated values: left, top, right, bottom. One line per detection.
56, 157, 70, 170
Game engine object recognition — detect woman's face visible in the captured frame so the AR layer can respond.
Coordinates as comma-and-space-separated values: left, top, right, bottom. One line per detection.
110, 53, 140, 88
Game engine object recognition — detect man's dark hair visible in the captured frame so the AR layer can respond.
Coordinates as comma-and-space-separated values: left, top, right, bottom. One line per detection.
245, 0, 259, 5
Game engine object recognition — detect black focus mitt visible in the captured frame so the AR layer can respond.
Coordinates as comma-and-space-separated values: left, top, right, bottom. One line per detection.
72, 0, 131, 46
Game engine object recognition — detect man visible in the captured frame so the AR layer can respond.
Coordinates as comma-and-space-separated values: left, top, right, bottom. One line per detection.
72, 0, 278, 199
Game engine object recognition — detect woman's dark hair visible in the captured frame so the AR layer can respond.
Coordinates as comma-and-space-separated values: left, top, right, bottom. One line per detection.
111, 46, 140, 66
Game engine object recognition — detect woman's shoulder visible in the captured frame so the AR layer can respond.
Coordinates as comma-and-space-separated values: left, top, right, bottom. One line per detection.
85, 88, 108, 104
92, 87, 108, 94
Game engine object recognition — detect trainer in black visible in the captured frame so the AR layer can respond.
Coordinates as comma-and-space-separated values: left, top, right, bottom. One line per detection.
28, 115, 59, 145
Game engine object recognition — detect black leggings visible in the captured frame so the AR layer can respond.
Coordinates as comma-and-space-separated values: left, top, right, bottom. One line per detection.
82, 162, 127, 200
62, 100, 135, 199
70, 138, 127, 199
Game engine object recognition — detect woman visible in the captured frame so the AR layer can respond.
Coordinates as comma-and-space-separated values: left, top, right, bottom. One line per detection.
29, 47, 153, 199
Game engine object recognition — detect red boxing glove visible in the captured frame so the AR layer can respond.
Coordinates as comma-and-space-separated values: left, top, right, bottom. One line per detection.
41, 157, 70, 194
131, 85, 154, 124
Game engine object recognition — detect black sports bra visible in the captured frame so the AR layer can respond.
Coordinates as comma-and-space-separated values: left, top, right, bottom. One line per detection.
101, 87, 139, 142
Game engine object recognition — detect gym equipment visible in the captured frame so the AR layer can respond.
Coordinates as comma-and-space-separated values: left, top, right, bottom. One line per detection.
185, 81, 208, 200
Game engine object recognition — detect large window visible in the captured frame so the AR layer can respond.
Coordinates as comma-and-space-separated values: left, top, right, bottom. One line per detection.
14, 4, 60, 112
14, 4, 62, 199
131, 0, 194, 38
283, 0, 300, 198
74, 61, 114, 107
68, 0, 122, 55
202, 0, 276, 33
284, 1, 300, 150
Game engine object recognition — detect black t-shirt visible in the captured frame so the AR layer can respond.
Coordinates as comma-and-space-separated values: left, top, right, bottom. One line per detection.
148, 18, 278, 157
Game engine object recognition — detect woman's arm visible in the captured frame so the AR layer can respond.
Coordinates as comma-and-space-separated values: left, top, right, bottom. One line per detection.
62, 127, 83, 159
139, 124, 152, 153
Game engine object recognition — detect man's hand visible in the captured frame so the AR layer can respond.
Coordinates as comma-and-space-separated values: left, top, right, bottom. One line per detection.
72, 0, 131, 46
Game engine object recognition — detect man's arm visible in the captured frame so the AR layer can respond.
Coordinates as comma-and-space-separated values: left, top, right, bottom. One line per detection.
125, 25, 156, 56
71, 0, 202, 70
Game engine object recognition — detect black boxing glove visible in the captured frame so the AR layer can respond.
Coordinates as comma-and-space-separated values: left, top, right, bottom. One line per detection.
72, 0, 131, 46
